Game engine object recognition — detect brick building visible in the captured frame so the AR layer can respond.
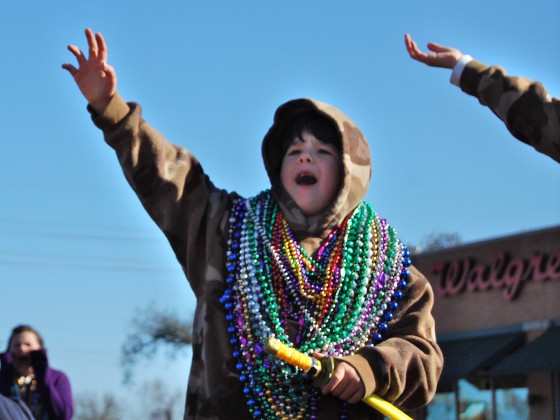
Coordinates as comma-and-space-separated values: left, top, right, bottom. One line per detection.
412, 225, 560, 419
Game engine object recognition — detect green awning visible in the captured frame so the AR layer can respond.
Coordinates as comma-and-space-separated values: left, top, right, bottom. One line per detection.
438, 332, 525, 388
492, 328, 560, 376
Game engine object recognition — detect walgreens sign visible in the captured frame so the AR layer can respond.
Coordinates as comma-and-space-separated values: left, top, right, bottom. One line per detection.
432, 250, 560, 301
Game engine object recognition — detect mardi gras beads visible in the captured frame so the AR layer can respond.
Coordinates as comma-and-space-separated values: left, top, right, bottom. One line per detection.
223, 190, 411, 419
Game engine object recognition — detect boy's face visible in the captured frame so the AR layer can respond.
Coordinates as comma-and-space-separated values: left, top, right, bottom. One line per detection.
280, 130, 342, 219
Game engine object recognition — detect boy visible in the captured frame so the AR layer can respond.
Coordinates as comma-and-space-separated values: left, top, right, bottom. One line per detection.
63, 28, 443, 419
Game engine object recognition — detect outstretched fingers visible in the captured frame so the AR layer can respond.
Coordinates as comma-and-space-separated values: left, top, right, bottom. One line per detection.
85, 27, 99, 58
62, 28, 109, 77
81, 28, 107, 62
61, 62, 77, 75
426, 42, 453, 54
96, 32, 108, 62
405, 33, 462, 69
404, 33, 424, 61
66, 44, 86, 64
61, 44, 85, 76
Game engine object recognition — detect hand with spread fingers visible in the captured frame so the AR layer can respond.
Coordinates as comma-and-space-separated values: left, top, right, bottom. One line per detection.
404, 33, 463, 69
62, 28, 117, 114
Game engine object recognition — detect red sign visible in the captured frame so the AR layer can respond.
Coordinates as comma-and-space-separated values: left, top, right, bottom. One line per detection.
432, 250, 560, 301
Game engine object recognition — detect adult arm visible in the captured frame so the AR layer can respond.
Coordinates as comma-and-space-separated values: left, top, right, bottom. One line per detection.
405, 33, 560, 163
458, 59, 560, 163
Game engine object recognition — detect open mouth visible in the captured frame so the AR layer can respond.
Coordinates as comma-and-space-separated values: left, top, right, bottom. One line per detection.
296, 173, 317, 185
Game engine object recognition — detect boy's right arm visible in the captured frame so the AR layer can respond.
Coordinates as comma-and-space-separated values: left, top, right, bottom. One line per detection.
62, 29, 232, 292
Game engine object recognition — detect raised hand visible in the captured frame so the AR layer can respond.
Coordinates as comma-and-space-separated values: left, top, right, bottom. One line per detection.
62, 28, 117, 114
404, 33, 463, 69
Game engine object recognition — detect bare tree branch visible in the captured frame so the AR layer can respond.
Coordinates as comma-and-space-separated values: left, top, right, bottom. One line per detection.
74, 393, 122, 420
420, 231, 462, 252
121, 303, 192, 384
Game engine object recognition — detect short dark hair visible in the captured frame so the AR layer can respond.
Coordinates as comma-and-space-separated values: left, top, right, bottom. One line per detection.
7, 325, 44, 351
281, 111, 342, 157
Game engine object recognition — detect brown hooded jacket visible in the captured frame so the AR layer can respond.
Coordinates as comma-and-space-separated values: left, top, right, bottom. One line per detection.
90, 95, 443, 419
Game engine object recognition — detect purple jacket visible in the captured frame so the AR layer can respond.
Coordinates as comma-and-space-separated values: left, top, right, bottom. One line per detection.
0, 350, 73, 420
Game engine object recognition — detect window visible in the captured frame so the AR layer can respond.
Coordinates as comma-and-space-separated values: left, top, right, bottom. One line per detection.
426, 380, 528, 420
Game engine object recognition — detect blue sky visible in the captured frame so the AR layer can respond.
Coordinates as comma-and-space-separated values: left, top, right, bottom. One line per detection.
1, 0, 559, 418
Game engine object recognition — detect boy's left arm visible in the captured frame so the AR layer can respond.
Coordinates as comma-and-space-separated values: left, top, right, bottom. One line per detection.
339, 266, 443, 409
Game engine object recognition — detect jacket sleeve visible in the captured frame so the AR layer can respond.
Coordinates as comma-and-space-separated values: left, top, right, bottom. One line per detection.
459, 59, 560, 163
39, 369, 73, 420
31, 350, 73, 420
340, 266, 443, 410
90, 93, 233, 296
0, 352, 15, 397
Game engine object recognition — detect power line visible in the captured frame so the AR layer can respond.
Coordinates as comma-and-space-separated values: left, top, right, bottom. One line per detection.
0, 258, 180, 273
0, 229, 162, 243
0, 217, 164, 242
0, 218, 181, 273
1, 249, 172, 264
0, 217, 155, 234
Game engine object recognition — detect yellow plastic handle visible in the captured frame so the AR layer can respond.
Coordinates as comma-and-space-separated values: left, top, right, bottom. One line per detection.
363, 394, 412, 420
263, 338, 412, 420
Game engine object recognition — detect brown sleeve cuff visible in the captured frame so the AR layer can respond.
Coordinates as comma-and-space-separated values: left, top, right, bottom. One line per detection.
88, 92, 131, 129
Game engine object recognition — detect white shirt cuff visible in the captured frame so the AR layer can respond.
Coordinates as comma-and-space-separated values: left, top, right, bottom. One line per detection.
450, 54, 473, 87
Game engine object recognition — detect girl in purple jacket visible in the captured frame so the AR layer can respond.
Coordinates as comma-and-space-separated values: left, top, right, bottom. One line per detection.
0, 325, 73, 420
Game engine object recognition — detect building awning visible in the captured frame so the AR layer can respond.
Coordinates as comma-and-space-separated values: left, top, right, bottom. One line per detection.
491, 327, 560, 376
438, 332, 525, 388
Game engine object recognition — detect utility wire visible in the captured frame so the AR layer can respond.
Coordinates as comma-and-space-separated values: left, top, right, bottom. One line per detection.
0, 258, 180, 273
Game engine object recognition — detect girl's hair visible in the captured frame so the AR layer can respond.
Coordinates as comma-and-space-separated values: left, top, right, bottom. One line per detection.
7, 325, 45, 351
281, 111, 342, 157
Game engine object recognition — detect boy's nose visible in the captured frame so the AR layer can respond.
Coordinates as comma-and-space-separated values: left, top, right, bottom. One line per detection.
298, 153, 313, 163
